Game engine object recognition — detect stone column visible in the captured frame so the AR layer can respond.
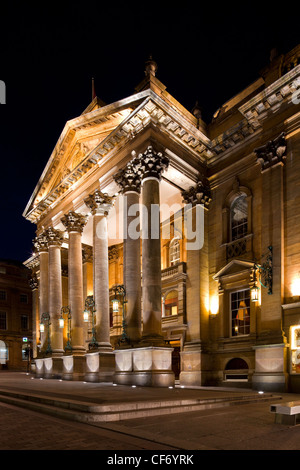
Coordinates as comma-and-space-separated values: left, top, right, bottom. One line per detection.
84, 189, 114, 351
114, 145, 174, 387
114, 162, 142, 344
252, 132, 288, 392
33, 232, 49, 355
135, 145, 169, 345
44, 227, 64, 378
29, 275, 39, 359
180, 177, 211, 387
61, 211, 87, 380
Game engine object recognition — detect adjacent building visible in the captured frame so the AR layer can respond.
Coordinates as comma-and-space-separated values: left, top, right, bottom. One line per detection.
0, 259, 32, 371
23, 45, 300, 391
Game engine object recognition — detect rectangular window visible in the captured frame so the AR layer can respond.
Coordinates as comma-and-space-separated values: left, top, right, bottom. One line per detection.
21, 315, 29, 330
231, 289, 250, 336
20, 294, 28, 303
0, 311, 7, 330
0, 290, 7, 301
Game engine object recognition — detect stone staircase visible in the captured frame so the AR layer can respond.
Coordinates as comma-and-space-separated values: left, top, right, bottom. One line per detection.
0, 387, 280, 424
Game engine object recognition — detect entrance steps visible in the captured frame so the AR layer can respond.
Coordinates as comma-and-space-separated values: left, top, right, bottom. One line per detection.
0, 387, 280, 424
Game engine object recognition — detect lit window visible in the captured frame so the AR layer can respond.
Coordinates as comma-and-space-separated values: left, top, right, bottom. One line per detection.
231, 289, 250, 336
164, 290, 178, 317
0, 340, 8, 364
169, 238, 180, 266
231, 194, 248, 241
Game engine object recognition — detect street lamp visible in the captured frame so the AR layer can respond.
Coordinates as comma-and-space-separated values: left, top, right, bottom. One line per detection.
59, 306, 72, 352
40, 312, 52, 355
112, 284, 129, 344
251, 246, 273, 302
83, 295, 98, 349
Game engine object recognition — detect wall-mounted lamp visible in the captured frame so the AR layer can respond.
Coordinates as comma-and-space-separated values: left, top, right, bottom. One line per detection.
111, 284, 129, 344
291, 272, 300, 299
251, 246, 273, 302
83, 295, 97, 349
59, 306, 72, 352
40, 312, 52, 354
210, 296, 219, 317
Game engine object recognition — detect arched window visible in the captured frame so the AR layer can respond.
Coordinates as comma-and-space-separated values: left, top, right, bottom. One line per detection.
0, 340, 8, 364
169, 237, 180, 266
164, 290, 178, 317
230, 194, 248, 241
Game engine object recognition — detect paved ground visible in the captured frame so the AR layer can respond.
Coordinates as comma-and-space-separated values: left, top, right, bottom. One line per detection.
0, 371, 300, 457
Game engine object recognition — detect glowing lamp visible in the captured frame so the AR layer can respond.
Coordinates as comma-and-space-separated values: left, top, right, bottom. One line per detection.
83, 309, 89, 322
59, 317, 64, 329
291, 275, 300, 298
40, 322, 45, 333
210, 296, 219, 316
112, 298, 119, 313
251, 286, 259, 302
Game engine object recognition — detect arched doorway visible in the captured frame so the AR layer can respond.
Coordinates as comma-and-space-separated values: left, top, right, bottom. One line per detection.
0, 340, 8, 369
224, 357, 249, 382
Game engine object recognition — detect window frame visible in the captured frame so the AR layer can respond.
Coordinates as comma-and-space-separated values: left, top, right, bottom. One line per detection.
230, 288, 251, 337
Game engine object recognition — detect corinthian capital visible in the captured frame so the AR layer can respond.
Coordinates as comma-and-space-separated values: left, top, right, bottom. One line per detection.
114, 161, 141, 194
29, 275, 38, 290
182, 176, 212, 208
45, 227, 64, 246
61, 211, 88, 233
133, 145, 169, 181
33, 232, 48, 253
84, 189, 114, 216
255, 132, 286, 171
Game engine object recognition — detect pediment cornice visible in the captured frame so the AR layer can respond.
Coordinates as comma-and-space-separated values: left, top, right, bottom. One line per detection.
23, 90, 213, 224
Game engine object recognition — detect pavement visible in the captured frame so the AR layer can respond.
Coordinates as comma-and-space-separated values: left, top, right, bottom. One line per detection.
0, 371, 300, 456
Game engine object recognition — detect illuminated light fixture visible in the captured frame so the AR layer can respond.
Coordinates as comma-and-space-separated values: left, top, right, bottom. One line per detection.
83, 309, 89, 322
291, 273, 300, 298
60, 306, 72, 352
210, 296, 219, 316
112, 298, 119, 313
251, 285, 259, 302
40, 322, 45, 333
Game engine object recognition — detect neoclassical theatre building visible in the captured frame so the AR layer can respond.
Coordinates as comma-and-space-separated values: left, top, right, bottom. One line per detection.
24, 44, 300, 391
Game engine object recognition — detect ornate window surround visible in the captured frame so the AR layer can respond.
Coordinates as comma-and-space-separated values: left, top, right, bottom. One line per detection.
221, 177, 253, 260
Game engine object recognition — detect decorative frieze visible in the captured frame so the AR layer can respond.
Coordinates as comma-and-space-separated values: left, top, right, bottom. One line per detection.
255, 132, 287, 171
114, 162, 141, 194
181, 176, 212, 208
133, 145, 169, 181
84, 189, 114, 215
61, 211, 88, 233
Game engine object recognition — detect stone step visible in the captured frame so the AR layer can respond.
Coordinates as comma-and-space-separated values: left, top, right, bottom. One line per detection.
0, 388, 279, 423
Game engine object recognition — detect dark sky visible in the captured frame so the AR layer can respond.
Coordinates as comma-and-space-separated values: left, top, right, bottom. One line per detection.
0, 1, 299, 263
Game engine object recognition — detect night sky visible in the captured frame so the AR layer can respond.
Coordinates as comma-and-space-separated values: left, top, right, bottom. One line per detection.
0, 2, 299, 263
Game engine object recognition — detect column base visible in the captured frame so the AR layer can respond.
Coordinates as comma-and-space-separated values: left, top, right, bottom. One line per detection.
62, 355, 86, 381
114, 346, 175, 387
85, 351, 115, 382
179, 344, 202, 387
252, 343, 288, 392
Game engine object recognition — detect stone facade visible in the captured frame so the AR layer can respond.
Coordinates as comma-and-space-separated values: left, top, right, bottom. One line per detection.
23, 46, 300, 391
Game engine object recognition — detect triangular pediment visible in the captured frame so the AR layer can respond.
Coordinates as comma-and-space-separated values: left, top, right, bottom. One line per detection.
23, 86, 213, 224
213, 259, 254, 280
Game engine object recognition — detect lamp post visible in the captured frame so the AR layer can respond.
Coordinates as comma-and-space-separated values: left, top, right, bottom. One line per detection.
251, 246, 273, 302
83, 295, 97, 349
112, 284, 129, 344
40, 312, 52, 355
59, 306, 72, 352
